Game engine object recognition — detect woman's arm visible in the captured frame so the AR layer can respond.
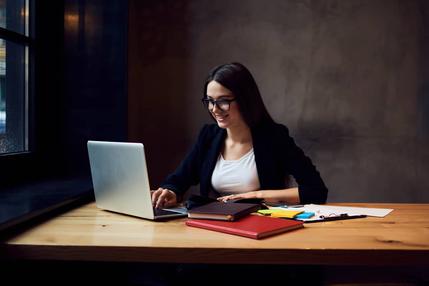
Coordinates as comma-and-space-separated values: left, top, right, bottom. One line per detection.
278, 125, 328, 204
159, 125, 210, 200
217, 188, 300, 204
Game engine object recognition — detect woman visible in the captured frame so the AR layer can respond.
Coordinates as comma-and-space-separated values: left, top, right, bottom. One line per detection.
152, 62, 328, 208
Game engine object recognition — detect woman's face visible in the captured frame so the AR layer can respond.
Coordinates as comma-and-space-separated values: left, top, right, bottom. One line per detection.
206, 80, 246, 129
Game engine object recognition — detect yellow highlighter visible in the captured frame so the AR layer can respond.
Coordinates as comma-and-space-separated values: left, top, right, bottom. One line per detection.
257, 209, 304, 218
270, 210, 304, 218
257, 209, 283, 215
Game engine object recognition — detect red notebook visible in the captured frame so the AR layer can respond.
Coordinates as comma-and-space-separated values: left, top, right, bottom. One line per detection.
186, 215, 304, 239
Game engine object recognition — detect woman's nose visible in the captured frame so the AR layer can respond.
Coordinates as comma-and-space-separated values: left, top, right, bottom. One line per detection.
212, 103, 221, 113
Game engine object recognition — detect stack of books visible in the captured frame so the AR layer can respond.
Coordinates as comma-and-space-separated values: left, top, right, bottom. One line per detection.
186, 201, 304, 239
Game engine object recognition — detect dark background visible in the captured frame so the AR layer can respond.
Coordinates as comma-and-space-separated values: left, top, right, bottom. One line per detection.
3, 0, 429, 209
129, 0, 429, 203
0, 0, 127, 185
1, 1, 429, 284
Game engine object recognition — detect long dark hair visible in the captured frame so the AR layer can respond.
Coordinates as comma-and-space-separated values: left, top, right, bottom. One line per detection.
203, 62, 275, 128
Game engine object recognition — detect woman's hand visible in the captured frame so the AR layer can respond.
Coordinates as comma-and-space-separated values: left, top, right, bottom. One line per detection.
217, 191, 259, 203
217, 188, 300, 204
151, 188, 177, 209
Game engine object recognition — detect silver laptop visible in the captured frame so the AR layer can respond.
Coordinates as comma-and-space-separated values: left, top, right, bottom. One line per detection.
87, 141, 187, 220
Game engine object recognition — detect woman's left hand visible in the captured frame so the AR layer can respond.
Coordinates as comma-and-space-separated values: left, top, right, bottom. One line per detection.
217, 191, 258, 203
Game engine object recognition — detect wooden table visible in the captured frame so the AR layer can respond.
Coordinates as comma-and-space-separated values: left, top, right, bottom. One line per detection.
1, 203, 429, 266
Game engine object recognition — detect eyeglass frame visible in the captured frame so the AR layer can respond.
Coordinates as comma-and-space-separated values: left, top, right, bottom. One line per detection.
201, 97, 236, 112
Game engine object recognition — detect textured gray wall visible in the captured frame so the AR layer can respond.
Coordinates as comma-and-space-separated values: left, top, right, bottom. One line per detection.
129, 0, 429, 202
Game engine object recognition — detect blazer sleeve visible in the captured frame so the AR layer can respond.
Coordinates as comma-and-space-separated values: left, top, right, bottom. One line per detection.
160, 125, 209, 199
279, 125, 328, 204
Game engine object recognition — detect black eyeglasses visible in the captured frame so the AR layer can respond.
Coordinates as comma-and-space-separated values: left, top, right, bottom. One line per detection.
201, 98, 236, 112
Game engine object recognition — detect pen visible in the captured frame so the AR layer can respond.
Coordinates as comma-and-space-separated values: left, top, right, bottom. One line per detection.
304, 214, 367, 223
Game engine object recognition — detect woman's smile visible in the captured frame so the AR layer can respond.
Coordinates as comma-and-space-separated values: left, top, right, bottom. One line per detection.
214, 114, 229, 122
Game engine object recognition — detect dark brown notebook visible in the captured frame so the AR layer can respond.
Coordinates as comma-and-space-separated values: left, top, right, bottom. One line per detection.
187, 201, 261, 221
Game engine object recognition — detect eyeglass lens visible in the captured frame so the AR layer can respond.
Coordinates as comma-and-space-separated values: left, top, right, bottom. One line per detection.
208, 100, 230, 111
203, 99, 231, 111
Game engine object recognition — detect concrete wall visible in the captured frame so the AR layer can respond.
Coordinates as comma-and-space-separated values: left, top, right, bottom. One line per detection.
129, 0, 429, 202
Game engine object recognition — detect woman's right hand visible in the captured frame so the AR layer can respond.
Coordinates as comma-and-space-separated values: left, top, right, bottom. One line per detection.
151, 188, 177, 209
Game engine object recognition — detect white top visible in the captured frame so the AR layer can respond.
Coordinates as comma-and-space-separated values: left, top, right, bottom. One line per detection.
211, 148, 261, 195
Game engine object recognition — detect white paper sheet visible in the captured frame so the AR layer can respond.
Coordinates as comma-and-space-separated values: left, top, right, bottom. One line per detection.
271, 204, 393, 221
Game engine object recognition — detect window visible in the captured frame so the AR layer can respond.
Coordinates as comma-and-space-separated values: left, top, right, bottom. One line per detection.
0, 0, 30, 154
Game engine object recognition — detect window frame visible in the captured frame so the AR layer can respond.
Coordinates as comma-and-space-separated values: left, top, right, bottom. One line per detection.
0, 0, 36, 186
0, 0, 33, 156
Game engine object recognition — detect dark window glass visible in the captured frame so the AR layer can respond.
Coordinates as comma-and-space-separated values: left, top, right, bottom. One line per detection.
0, 0, 29, 154
0, 0, 27, 35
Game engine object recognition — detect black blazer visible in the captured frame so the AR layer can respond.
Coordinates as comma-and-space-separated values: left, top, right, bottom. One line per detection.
161, 123, 328, 204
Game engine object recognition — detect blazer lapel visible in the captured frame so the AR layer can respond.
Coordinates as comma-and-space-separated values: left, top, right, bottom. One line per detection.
252, 125, 280, 190
200, 128, 226, 196
251, 126, 267, 189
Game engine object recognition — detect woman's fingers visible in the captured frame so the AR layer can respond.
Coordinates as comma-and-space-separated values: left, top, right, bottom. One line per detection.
156, 189, 170, 209
217, 192, 256, 202
152, 188, 167, 208
151, 188, 162, 206
217, 194, 237, 202
152, 188, 177, 209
